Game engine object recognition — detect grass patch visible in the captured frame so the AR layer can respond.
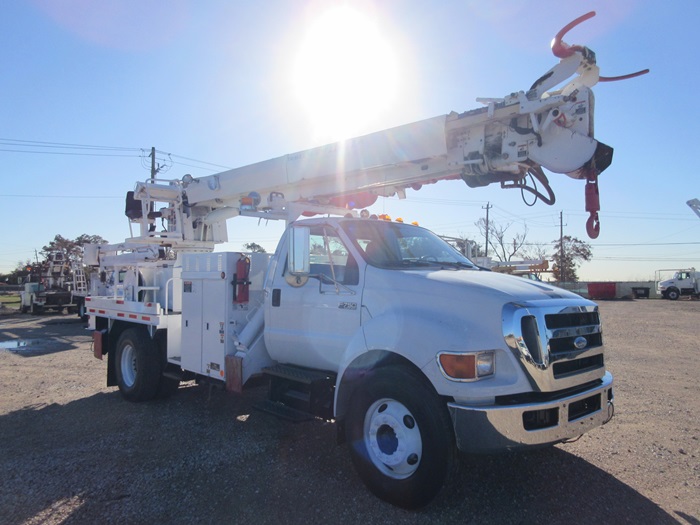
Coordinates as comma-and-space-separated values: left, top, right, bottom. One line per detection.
0, 293, 21, 306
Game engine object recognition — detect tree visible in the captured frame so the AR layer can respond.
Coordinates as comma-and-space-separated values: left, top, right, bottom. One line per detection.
42, 233, 108, 264
0, 259, 32, 284
551, 235, 592, 282
243, 242, 266, 253
475, 218, 528, 262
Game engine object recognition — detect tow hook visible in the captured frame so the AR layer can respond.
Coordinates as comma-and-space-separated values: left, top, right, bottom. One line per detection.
604, 400, 615, 424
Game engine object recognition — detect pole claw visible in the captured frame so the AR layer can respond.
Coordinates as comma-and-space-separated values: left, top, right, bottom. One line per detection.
551, 11, 596, 58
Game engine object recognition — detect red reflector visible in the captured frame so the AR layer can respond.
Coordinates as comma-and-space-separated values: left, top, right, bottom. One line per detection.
142, 316, 151, 321
116, 300, 124, 304
129, 314, 137, 319
98, 310, 106, 314
117, 313, 125, 317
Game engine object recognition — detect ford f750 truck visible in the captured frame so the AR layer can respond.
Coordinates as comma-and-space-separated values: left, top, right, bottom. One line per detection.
85, 12, 646, 507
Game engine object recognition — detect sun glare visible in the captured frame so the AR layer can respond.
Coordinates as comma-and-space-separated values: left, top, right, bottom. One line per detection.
293, 6, 399, 142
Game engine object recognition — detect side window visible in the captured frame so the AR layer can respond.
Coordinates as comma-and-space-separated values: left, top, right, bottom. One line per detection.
308, 228, 359, 285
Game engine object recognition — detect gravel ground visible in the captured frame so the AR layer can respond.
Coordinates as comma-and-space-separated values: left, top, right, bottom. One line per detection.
0, 299, 698, 525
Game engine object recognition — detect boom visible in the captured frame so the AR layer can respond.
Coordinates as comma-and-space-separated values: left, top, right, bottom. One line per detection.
124, 11, 646, 250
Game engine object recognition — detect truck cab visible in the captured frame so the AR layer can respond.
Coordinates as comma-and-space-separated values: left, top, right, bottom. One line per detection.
260, 217, 612, 505
657, 268, 700, 300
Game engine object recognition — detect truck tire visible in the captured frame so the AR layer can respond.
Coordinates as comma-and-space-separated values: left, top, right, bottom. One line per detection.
78, 300, 89, 321
667, 287, 680, 300
115, 328, 162, 402
345, 366, 456, 509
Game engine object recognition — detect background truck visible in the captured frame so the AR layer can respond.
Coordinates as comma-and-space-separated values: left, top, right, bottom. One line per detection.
19, 252, 87, 315
657, 268, 700, 300
84, 12, 644, 508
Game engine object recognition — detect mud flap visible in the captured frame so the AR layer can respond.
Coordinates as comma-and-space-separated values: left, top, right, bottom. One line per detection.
93, 329, 107, 360
225, 354, 243, 394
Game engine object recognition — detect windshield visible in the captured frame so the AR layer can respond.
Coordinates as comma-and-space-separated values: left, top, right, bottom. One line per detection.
341, 219, 477, 269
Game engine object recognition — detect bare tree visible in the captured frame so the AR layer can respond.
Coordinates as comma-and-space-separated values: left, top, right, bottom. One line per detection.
475, 219, 528, 262
439, 233, 481, 258
520, 242, 549, 261
519, 241, 551, 279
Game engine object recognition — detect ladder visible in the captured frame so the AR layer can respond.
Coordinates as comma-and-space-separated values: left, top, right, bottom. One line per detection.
72, 263, 88, 294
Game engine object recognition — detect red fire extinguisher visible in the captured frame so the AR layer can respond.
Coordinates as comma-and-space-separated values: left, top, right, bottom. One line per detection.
234, 255, 251, 303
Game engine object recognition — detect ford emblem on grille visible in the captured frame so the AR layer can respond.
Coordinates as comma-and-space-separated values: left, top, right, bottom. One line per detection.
574, 336, 588, 350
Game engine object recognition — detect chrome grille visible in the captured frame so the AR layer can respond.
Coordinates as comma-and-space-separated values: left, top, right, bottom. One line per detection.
504, 302, 605, 392
545, 311, 599, 329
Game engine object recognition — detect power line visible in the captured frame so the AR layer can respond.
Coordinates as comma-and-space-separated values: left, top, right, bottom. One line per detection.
0, 138, 139, 151
0, 194, 120, 199
0, 149, 138, 158
163, 151, 233, 170
591, 241, 700, 247
0, 137, 232, 172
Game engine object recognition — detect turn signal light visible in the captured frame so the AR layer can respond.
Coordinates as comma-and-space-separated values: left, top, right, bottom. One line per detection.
438, 351, 495, 381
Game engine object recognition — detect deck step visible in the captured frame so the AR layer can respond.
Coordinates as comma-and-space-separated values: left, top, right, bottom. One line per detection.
262, 364, 334, 384
253, 399, 316, 423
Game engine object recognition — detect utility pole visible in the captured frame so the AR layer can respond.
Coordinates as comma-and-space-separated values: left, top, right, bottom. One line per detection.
149, 147, 160, 218
559, 210, 565, 283
150, 146, 158, 179
482, 202, 492, 258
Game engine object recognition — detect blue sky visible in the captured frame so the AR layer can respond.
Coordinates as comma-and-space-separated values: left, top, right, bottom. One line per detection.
1, 0, 697, 281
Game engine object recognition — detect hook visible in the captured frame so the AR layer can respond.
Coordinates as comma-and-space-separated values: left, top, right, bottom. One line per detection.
585, 174, 601, 239
586, 212, 600, 239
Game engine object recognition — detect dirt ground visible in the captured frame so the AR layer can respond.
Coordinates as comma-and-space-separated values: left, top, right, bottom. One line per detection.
0, 299, 698, 525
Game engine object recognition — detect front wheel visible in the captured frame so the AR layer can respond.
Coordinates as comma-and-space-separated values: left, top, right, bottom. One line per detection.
115, 328, 161, 402
345, 366, 456, 509
667, 288, 680, 300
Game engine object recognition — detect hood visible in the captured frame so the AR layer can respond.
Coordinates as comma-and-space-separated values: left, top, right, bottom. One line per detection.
423, 268, 582, 303
363, 265, 591, 313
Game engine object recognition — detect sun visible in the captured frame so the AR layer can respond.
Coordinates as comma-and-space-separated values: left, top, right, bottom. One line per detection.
292, 6, 399, 142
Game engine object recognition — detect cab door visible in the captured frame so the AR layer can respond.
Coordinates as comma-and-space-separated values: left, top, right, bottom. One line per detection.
265, 225, 362, 371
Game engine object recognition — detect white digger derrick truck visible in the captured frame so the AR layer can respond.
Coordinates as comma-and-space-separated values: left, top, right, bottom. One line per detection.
86, 13, 646, 508
19, 252, 86, 315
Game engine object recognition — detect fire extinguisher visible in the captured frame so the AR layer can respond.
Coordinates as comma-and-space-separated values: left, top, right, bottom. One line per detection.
234, 255, 251, 303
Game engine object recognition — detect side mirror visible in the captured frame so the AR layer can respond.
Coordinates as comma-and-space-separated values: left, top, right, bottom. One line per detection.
288, 226, 310, 277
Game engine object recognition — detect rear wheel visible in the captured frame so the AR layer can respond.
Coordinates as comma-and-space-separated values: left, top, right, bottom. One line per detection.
115, 328, 161, 402
345, 366, 456, 509
78, 300, 89, 321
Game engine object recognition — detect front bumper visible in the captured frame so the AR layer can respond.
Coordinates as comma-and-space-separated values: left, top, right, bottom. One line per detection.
448, 372, 613, 453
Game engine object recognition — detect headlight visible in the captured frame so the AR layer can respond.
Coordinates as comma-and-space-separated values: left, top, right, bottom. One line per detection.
437, 350, 495, 381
